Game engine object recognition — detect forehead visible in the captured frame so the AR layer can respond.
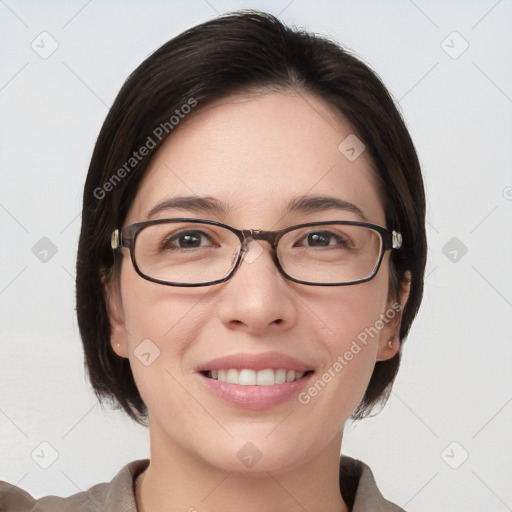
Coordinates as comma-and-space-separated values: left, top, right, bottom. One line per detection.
125, 91, 386, 228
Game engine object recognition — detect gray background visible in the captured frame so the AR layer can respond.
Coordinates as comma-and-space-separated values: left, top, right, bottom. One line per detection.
1, 0, 511, 510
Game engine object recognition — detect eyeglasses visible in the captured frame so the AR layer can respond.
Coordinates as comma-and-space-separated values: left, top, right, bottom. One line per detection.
111, 218, 402, 287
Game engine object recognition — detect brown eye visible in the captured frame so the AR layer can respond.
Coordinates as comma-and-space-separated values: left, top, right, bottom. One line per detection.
294, 230, 351, 249
162, 230, 215, 250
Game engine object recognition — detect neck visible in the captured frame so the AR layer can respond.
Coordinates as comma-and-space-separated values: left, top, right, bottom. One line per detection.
136, 421, 349, 512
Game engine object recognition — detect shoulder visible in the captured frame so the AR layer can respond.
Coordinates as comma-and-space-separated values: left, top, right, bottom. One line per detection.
0, 480, 35, 511
0, 479, 107, 511
0, 459, 149, 512
339, 455, 406, 511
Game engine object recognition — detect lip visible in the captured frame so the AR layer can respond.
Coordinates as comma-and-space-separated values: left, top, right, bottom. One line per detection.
197, 351, 312, 373
196, 351, 314, 410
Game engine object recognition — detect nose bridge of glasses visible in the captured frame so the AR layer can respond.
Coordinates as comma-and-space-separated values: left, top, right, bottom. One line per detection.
235, 229, 279, 266
240, 229, 278, 249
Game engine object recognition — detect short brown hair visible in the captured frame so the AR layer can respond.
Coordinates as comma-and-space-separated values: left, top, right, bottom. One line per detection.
76, 10, 426, 425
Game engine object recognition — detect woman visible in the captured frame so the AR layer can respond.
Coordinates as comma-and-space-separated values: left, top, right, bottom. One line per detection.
0, 10, 426, 511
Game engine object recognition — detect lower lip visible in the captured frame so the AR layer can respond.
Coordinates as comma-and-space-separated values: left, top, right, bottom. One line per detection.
197, 372, 313, 410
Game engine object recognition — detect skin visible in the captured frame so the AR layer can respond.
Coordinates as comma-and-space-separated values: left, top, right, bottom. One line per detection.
107, 90, 410, 512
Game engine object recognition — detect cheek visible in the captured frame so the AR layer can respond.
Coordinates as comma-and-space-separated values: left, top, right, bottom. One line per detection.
123, 299, 208, 431
119, 268, 210, 398
308, 266, 390, 352
121, 255, 207, 343
298, 273, 390, 417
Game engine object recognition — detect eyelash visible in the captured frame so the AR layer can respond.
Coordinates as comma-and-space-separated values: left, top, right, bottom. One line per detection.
161, 229, 352, 250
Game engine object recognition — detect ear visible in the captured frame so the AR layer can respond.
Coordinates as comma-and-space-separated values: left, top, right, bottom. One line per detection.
103, 272, 129, 358
376, 270, 411, 362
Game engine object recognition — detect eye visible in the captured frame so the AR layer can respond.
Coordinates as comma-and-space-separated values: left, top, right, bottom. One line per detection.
162, 229, 217, 250
294, 230, 352, 249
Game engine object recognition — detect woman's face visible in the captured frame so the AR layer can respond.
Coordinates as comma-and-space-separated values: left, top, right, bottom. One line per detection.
109, 91, 404, 474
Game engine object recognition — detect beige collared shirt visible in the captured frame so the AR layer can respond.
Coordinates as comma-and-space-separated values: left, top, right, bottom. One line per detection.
0, 456, 405, 511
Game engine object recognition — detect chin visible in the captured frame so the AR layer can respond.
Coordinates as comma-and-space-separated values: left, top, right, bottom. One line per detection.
189, 430, 327, 477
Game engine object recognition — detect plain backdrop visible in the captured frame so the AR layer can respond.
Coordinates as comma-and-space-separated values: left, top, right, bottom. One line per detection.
1, 1, 511, 511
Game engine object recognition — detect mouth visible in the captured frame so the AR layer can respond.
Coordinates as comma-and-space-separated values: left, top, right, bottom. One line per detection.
202, 368, 313, 385
196, 352, 315, 409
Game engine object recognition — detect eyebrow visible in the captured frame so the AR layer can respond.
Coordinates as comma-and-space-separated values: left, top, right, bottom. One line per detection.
147, 194, 369, 221
148, 196, 230, 219
287, 194, 369, 221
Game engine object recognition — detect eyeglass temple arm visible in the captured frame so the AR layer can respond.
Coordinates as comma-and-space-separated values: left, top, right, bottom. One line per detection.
391, 231, 402, 250
112, 229, 127, 250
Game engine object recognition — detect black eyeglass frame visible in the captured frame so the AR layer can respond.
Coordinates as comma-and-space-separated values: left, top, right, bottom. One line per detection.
111, 218, 403, 287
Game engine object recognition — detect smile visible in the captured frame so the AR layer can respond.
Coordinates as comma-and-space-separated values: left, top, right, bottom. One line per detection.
205, 368, 310, 385
196, 352, 315, 409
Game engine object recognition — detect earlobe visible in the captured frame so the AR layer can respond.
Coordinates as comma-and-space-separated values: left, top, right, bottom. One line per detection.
110, 323, 129, 358
376, 336, 399, 361
103, 276, 129, 358
376, 270, 412, 362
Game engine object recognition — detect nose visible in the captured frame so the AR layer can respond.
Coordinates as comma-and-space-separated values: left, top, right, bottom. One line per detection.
216, 238, 299, 335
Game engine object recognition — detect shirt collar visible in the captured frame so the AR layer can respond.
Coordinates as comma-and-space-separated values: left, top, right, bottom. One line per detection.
103, 457, 403, 511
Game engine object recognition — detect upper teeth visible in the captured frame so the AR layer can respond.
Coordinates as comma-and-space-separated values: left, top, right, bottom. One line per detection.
209, 369, 305, 386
